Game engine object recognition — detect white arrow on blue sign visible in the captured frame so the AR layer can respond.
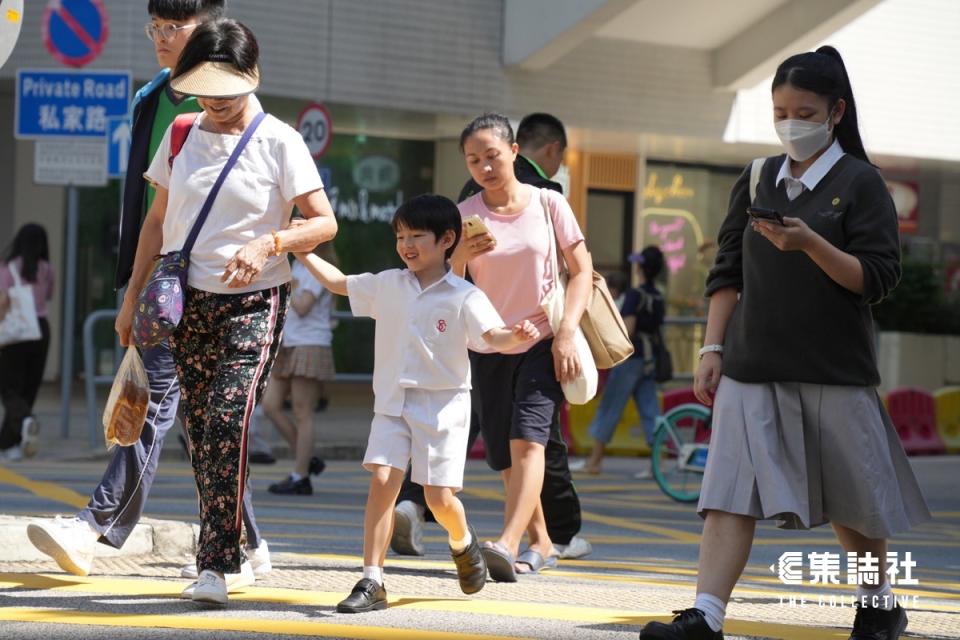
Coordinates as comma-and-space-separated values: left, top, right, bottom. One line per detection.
15, 68, 131, 139
106, 116, 131, 178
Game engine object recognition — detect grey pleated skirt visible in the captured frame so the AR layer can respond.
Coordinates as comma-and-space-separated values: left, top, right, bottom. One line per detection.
697, 376, 931, 539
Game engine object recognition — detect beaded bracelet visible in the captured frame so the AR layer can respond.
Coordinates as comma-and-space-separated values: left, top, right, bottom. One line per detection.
271, 230, 283, 256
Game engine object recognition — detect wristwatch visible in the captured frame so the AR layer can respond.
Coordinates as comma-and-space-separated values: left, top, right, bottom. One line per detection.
698, 344, 724, 359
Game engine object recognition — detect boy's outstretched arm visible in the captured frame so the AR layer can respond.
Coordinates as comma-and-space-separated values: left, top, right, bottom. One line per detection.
481, 319, 540, 353
294, 252, 349, 296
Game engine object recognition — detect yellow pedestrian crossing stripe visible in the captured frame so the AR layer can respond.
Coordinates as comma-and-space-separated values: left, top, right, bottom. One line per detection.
0, 573, 928, 640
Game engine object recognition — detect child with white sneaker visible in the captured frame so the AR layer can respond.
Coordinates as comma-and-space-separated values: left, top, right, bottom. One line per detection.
296, 194, 539, 613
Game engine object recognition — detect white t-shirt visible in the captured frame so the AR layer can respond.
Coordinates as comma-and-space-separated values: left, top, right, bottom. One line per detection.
283, 260, 334, 347
145, 110, 324, 294
346, 268, 504, 417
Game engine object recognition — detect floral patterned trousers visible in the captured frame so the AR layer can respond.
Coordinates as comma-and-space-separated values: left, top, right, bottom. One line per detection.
170, 284, 289, 574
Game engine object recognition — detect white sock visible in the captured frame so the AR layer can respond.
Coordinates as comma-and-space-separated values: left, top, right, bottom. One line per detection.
693, 592, 726, 632
289, 472, 303, 482
449, 530, 472, 552
362, 566, 383, 585
857, 582, 895, 610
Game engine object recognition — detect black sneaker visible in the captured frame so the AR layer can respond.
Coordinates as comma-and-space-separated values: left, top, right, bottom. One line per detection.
309, 456, 326, 476
639, 608, 723, 639
249, 451, 276, 464
268, 475, 312, 495
450, 525, 486, 594
850, 603, 908, 639
336, 578, 387, 613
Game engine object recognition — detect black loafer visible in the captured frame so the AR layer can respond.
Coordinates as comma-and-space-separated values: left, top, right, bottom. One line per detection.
249, 451, 276, 465
850, 603, 908, 639
309, 456, 326, 476
451, 525, 486, 594
336, 578, 387, 613
268, 475, 312, 495
639, 608, 723, 639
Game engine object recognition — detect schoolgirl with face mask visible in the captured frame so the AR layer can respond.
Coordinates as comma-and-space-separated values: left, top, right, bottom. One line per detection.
638, 46, 930, 640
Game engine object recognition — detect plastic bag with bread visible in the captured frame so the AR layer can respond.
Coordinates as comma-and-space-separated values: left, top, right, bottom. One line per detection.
102, 346, 150, 448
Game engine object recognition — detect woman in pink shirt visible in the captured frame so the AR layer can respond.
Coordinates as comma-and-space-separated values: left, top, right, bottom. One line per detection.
0, 224, 54, 461
453, 113, 593, 581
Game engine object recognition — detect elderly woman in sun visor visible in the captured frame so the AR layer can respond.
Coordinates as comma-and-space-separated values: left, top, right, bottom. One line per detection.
119, 18, 337, 606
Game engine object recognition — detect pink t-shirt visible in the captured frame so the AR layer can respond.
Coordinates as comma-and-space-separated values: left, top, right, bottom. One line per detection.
0, 258, 54, 318
459, 184, 585, 354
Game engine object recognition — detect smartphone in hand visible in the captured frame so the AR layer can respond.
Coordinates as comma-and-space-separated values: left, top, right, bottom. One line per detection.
747, 206, 785, 226
463, 215, 493, 239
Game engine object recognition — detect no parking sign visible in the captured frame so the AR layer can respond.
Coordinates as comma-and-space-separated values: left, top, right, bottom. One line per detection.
43, 0, 109, 68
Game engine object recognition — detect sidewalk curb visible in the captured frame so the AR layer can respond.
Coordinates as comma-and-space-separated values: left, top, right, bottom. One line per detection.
0, 515, 198, 562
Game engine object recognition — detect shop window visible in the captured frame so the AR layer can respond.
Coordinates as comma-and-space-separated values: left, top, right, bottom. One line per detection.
586, 189, 633, 283
318, 134, 435, 376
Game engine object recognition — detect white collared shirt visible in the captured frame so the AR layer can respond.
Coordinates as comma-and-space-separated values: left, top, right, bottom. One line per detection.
775, 139, 845, 201
346, 268, 505, 416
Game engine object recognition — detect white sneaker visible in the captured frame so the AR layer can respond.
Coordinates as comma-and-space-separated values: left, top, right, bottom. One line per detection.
248, 539, 272, 576
182, 540, 271, 579
633, 466, 652, 479
391, 500, 425, 556
26, 516, 99, 576
191, 570, 228, 605
567, 459, 587, 472
1, 446, 24, 462
21, 416, 39, 458
180, 561, 255, 599
554, 535, 593, 560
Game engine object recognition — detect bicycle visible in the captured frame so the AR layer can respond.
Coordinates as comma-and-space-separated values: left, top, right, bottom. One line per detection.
650, 403, 712, 503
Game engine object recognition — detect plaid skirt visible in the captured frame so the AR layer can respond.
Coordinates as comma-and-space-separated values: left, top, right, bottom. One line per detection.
271, 345, 335, 382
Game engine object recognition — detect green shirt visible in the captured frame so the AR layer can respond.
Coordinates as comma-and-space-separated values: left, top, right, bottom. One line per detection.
522, 155, 549, 181
146, 83, 201, 210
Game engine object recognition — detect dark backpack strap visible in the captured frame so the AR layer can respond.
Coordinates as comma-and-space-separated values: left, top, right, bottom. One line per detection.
181, 111, 267, 258
168, 113, 200, 169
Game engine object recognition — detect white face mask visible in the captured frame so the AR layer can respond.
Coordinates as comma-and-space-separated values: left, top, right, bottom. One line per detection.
774, 114, 833, 162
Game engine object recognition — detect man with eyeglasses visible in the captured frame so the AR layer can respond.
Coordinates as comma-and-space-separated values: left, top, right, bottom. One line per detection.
27, 0, 271, 593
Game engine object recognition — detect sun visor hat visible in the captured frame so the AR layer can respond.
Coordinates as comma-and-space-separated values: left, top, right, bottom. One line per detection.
170, 55, 260, 98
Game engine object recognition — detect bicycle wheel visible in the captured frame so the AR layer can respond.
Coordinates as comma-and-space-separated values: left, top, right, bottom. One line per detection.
651, 403, 712, 503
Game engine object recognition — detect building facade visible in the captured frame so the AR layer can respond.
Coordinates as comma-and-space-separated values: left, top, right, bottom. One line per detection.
1, 0, 957, 381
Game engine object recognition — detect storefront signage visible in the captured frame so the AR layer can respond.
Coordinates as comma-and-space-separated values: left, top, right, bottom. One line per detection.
327, 187, 404, 224
643, 171, 695, 205
352, 155, 400, 192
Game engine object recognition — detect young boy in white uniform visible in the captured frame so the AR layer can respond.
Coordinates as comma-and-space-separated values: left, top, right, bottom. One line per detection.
296, 194, 539, 613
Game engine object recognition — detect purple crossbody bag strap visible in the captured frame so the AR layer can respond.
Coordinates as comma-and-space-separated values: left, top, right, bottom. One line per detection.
180, 111, 267, 259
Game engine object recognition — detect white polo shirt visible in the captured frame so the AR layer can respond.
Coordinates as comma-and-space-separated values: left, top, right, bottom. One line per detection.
347, 268, 504, 417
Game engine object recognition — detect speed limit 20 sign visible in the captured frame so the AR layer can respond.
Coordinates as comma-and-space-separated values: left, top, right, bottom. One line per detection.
297, 103, 332, 159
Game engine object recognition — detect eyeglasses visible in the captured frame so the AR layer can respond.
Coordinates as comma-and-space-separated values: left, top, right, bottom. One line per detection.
144, 22, 197, 43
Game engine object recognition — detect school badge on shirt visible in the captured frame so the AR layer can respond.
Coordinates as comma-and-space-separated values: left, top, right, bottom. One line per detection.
437, 319, 447, 333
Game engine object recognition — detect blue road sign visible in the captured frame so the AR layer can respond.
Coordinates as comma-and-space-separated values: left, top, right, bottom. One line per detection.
106, 116, 131, 178
43, 0, 109, 68
15, 69, 131, 139
319, 166, 333, 188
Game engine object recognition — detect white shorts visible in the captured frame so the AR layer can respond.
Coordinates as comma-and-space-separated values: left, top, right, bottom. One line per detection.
363, 388, 471, 489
